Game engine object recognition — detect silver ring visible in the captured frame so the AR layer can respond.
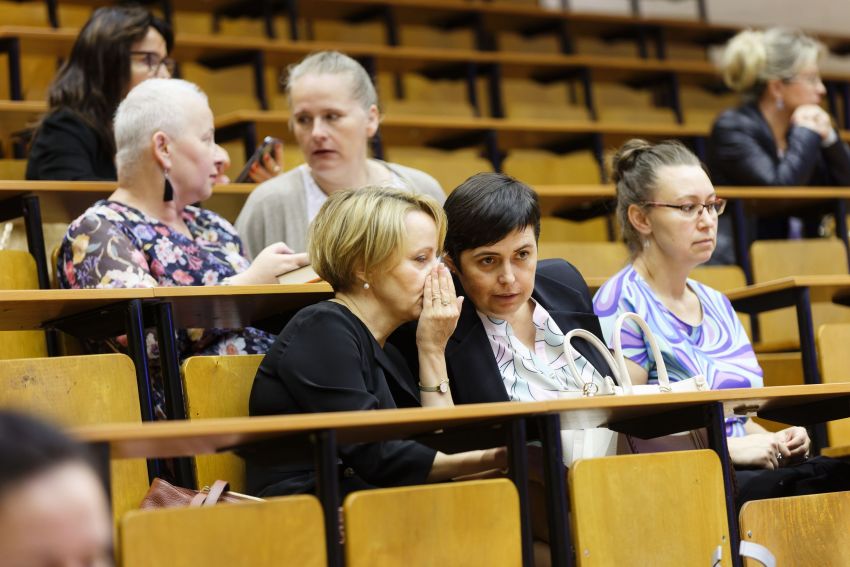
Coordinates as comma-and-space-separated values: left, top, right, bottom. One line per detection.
441, 299, 450, 306
776, 452, 783, 460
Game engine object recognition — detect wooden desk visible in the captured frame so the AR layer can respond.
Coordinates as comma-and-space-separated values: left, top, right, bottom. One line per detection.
72, 383, 850, 567
727, 275, 850, 450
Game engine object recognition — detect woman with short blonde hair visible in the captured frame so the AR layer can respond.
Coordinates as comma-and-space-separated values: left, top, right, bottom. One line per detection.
708, 28, 850, 262
248, 187, 504, 498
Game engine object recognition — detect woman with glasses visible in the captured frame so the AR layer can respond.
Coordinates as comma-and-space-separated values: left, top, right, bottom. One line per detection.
594, 139, 850, 504
25, 6, 279, 184
707, 28, 850, 262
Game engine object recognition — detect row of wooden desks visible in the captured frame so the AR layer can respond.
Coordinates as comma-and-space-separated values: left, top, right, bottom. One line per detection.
72, 383, 850, 567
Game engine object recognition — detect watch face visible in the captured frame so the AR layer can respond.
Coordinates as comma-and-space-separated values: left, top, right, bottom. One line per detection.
438, 381, 448, 393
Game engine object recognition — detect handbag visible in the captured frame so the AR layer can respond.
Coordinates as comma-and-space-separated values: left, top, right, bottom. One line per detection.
559, 328, 623, 464
610, 312, 709, 454
139, 477, 262, 510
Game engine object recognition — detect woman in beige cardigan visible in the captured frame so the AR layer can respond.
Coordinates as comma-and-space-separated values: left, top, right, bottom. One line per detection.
235, 51, 444, 258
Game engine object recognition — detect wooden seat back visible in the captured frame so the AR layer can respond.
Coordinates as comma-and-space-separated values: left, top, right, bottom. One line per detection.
0, 249, 47, 359
739, 491, 850, 566
344, 479, 522, 567
538, 241, 629, 278
0, 353, 149, 524
690, 264, 752, 338
181, 354, 264, 492
120, 495, 326, 567
569, 450, 732, 566
751, 239, 850, 347
816, 323, 850, 447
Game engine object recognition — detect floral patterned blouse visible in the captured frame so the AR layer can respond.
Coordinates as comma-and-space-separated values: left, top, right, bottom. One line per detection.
57, 200, 275, 416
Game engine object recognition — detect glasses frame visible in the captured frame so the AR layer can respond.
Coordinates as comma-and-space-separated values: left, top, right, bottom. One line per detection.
641, 198, 727, 218
130, 50, 176, 76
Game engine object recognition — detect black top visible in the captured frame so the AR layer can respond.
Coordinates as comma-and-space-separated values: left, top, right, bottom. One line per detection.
389, 259, 614, 405
247, 301, 437, 497
707, 102, 850, 187
26, 109, 117, 181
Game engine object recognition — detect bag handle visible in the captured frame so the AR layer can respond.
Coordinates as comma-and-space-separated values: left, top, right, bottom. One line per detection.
611, 312, 671, 395
564, 328, 622, 394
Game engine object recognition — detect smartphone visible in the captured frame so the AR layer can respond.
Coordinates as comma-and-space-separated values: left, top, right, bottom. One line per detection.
234, 136, 282, 183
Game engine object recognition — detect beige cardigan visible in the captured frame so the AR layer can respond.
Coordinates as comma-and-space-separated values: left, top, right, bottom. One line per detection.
234, 161, 445, 258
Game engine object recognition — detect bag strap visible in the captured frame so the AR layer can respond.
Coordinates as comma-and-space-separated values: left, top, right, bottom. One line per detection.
611, 312, 671, 394
564, 328, 622, 390
202, 480, 231, 507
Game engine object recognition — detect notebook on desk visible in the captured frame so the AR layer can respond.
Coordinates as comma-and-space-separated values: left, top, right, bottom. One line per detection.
276, 264, 322, 284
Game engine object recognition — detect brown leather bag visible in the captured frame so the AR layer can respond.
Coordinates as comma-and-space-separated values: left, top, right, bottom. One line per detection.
139, 478, 262, 509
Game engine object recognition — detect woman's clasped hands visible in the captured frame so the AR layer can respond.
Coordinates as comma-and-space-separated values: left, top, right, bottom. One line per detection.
728, 426, 811, 470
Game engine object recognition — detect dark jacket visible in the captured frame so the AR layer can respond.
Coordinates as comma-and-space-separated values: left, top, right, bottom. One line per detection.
707, 102, 850, 188
390, 259, 614, 405
247, 301, 436, 498
26, 109, 117, 181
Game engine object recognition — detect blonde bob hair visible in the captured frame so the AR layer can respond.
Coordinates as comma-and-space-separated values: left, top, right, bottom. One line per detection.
308, 187, 446, 291
721, 28, 825, 100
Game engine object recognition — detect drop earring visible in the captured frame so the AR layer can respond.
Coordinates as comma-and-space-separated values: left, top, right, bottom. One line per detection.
163, 170, 174, 202
775, 97, 785, 111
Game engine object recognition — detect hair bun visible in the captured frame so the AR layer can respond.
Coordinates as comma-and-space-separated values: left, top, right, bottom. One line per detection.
609, 138, 652, 183
721, 29, 767, 93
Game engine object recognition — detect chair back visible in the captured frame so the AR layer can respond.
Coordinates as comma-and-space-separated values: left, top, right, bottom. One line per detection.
0, 249, 47, 358
120, 495, 326, 567
816, 323, 850, 447
181, 354, 264, 492
538, 241, 629, 279
569, 450, 732, 566
344, 479, 522, 567
0, 353, 149, 523
740, 491, 850, 566
751, 239, 850, 347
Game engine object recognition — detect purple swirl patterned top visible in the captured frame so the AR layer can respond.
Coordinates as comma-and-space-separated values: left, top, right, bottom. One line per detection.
593, 265, 763, 437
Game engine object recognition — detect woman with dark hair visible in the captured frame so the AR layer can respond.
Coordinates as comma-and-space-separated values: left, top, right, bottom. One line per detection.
394, 172, 611, 407
27, 6, 174, 180
0, 411, 111, 567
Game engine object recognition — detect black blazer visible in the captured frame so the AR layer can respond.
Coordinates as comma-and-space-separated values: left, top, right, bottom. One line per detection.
390, 259, 614, 405
26, 109, 117, 181
707, 102, 850, 187
247, 301, 436, 497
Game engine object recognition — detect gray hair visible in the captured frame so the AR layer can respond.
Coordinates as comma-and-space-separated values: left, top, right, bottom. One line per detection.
114, 78, 208, 179
285, 51, 378, 111
721, 28, 825, 101
610, 139, 703, 258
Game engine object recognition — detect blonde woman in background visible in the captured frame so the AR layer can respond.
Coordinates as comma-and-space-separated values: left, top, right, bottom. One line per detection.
707, 28, 850, 262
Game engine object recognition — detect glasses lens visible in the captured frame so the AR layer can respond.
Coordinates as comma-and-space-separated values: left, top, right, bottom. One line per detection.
161, 57, 176, 76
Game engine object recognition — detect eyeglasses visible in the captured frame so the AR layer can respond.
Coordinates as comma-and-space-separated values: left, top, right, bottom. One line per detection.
783, 73, 824, 87
641, 199, 727, 218
131, 51, 176, 76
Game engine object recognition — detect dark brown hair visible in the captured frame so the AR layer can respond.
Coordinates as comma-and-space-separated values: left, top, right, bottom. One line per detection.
43, 6, 173, 157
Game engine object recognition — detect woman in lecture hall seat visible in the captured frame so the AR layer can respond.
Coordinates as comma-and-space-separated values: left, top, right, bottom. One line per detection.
593, 138, 850, 505
707, 27, 850, 263
247, 186, 505, 500
57, 79, 308, 418
235, 50, 445, 259
25, 5, 280, 183
0, 411, 112, 567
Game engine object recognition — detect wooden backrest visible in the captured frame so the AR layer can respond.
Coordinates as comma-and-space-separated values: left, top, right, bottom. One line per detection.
181, 354, 264, 492
0, 354, 149, 524
344, 479, 522, 567
751, 239, 850, 346
816, 323, 850, 447
690, 264, 746, 292
569, 450, 732, 566
739, 491, 850, 566
120, 496, 326, 567
0, 249, 47, 359
538, 241, 629, 278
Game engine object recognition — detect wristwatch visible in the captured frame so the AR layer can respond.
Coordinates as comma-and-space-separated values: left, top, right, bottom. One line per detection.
418, 379, 449, 393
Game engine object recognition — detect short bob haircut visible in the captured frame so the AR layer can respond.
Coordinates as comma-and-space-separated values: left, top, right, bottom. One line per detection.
443, 172, 540, 269
309, 187, 446, 291
114, 78, 208, 180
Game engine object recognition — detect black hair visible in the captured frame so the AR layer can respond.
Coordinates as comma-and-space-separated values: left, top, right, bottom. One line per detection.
41, 5, 173, 158
0, 411, 93, 497
443, 172, 541, 270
